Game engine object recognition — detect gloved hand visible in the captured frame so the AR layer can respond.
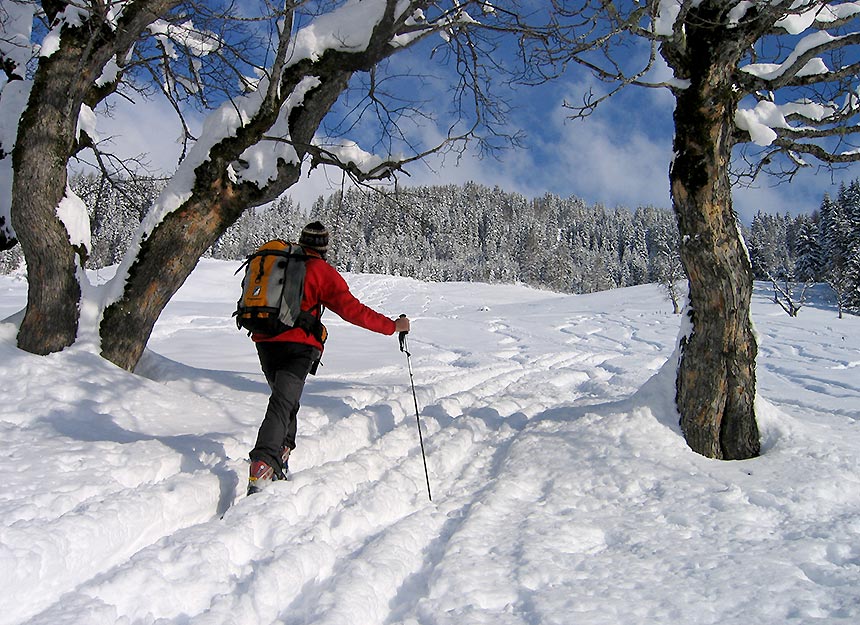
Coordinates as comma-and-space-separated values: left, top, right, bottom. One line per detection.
395, 315, 410, 333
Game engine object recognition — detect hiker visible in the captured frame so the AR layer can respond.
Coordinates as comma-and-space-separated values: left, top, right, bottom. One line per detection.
246, 221, 411, 494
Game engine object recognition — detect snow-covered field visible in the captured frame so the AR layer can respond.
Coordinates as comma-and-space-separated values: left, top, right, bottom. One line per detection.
1, 260, 858, 625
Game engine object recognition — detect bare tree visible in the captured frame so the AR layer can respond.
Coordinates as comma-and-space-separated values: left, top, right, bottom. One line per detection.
1, 0, 527, 370
657, 264, 686, 315
768, 271, 814, 317
824, 266, 851, 319
649, 212, 685, 313
540, 1, 860, 459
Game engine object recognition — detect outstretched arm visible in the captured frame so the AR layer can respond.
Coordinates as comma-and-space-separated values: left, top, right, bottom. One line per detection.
319, 265, 398, 335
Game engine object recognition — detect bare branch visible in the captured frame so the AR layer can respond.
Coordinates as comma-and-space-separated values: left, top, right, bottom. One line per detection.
766, 270, 814, 317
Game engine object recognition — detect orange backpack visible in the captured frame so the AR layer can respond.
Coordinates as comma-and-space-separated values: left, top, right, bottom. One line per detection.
233, 240, 324, 339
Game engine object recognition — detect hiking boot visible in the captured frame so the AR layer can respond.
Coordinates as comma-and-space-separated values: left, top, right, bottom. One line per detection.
247, 460, 275, 496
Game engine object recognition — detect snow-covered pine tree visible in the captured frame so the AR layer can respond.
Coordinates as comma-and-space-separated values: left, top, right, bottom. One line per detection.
821, 189, 852, 318
844, 185, 860, 313
793, 215, 822, 283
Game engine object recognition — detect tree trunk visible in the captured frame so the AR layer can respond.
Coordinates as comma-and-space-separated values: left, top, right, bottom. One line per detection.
668, 38, 760, 460
11, 45, 86, 354
11, 1, 178, 356
98, 178, 270, 370
100, 66, 352, 371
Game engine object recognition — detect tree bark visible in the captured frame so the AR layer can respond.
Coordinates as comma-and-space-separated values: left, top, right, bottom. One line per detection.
11, 40, 87, 354
666, 14, 761, 460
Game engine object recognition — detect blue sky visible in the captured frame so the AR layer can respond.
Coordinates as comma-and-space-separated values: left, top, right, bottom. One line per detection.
98, 69, 855, 226
426, 60, 860, 222
93, 5, 860, 228
306, 74, 856, 225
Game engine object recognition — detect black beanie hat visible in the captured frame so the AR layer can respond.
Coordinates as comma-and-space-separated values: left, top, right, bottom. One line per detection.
299, 221, 329, 255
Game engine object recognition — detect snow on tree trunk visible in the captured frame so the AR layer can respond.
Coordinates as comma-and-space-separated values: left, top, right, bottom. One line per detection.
668, 38, 760, 460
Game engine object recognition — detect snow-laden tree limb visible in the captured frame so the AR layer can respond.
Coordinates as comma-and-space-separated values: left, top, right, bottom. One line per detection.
544, 1, 860, 181
7, 0, 541, 368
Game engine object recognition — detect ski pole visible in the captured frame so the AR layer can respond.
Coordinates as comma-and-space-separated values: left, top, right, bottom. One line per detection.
399, 315, 432, 502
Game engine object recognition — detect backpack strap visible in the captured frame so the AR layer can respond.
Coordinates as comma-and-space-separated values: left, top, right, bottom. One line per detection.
294, 304, 327, 344
293, 246, 327, 344
232, 247, 306, 276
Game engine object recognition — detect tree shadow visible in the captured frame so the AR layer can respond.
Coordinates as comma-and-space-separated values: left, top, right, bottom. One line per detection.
38, 407, 239, 517
135, 348, 265, 396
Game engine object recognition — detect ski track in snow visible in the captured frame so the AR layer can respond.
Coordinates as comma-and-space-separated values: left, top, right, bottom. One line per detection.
2, 263, 859, 624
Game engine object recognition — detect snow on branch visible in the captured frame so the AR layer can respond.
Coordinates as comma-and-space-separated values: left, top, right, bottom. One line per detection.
0, 0, 36, 80
148, 19, 221, 59
727, 2, 860, 174
228, 77, 322, 186
739, 31, 860, 90
775, 0, 860, 35
303, 122, 479, 183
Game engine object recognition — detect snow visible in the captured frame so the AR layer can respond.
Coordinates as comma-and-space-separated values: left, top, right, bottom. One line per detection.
653, 0, 688, 37
290, 0, 381, 60
742, 31, 837, 81
235, 77, 321, 186
0, 78, 32, 241
148, 19, 220, 59
1, 260, 859, 625
735, 100, 785, 146
0, 1, 35, 77
735, 95, 842, 148
727, 2, 756, 27
55, 186, 91, 251
95, 58, 121, 87
776, 1, 860, 35
39, 3, 91, 58
76, 103, 98, 142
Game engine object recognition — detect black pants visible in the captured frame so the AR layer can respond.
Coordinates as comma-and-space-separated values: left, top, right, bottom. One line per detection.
250, 342, 319, 475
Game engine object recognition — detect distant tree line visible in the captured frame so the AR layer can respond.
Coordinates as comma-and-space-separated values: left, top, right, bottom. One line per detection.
0, 174, 164, 273
210, 182, 689, 308
3, 177, 685, 296
2, 175, 855, 316
745, 181, 860, 317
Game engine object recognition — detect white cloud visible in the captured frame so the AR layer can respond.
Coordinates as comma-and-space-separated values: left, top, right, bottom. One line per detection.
466, 79, 677, 210
93, 96, 196, 176
285, 163, 355, 210
544, 111, 673, 209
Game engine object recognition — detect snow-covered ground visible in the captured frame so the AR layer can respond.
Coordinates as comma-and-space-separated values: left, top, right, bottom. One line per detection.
1, 260, 858, 625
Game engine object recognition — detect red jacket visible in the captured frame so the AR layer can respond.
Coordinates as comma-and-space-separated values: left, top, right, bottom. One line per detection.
253, 250, 396, 350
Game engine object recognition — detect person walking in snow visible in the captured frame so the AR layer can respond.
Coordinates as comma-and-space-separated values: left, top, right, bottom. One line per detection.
246, 221, 411, 495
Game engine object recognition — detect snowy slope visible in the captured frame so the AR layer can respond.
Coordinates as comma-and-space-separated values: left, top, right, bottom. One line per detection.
1, 260, 858, 625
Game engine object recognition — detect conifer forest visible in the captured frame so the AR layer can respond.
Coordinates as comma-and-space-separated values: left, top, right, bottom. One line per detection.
2, 176, 858, 316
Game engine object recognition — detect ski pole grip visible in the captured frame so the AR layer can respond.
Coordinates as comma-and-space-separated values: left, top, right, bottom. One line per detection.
398, 314, 408, 352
